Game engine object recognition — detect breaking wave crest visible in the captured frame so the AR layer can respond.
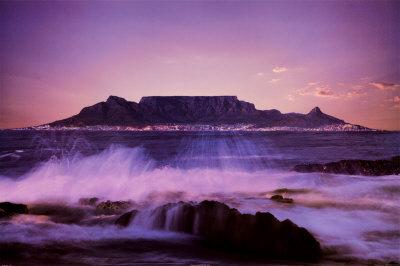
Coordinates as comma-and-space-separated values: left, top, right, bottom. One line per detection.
0, 144, 399, 263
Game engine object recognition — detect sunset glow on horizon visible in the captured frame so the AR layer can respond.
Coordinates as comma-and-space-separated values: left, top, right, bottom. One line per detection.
1, 1, 399, 130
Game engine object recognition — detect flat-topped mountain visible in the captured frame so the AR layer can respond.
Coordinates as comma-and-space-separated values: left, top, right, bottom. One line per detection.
48, 95, 355, 128
139, 96, 258, 124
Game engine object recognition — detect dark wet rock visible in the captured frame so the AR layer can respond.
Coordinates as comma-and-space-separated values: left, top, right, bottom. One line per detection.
80, 215, 118, 226
272, 188, 311, 194
140, 200, 321, 261
0, 202, 28, 218
293, 156, 400, 176
78, 197, 99, 206
115, 210, 138, 227
363, 230, 400, 241
270, 195, 294, 204
29, 204, 89, 224
96, 200, 132, 215
145, 191, 187, 204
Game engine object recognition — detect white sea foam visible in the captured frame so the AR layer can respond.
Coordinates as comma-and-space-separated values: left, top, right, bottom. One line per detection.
0, 145, 399, 262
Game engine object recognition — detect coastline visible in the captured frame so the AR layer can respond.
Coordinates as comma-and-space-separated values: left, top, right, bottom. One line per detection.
8, 123, 379, 132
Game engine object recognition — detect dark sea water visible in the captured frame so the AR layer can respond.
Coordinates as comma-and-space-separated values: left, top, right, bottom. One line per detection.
0, 130, 399, 265
1, 130, 399, 176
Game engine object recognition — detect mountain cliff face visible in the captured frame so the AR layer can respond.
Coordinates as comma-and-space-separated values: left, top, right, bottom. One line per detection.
139, 96, 258, 123
49, 95, 347, 128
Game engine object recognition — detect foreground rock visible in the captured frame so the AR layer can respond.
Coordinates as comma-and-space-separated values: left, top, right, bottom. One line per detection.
293, 156, 400, 176
0, 202, 28, 218
116, 200, 321, 261
32, 204, 117, 226
272, 188, 311, 194
78, 197, 99, 206
114, 210, 138, 227
270, 195, 294, 203
96, 200, 132, 215
29, 204, 89, 224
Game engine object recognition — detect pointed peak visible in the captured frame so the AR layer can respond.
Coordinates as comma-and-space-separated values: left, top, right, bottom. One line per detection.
106, 95, 127, 103
308, 106, 323, 115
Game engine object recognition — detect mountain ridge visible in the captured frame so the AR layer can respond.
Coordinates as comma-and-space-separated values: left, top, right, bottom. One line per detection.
48, 95, 361, 129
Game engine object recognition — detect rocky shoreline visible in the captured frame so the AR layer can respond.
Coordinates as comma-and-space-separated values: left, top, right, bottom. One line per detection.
0, 200, 321, 263
293, 156, 400, 176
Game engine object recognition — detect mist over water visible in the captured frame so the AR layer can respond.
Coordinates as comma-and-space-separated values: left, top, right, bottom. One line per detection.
0, 131, 399, 263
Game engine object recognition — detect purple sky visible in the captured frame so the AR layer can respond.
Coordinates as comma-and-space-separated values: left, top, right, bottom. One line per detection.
1, 1, 399, 129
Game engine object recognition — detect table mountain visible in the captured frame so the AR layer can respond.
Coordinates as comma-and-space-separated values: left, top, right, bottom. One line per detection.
48, 95, 351, 128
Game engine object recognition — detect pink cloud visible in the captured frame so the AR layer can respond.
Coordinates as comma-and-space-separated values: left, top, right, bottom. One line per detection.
296, 83, 338, 99
272, 66, 287, 73
369, 82, 400, 91
269, 78, 281, 83
394, 96, 400, 109
315, 87, 336, 97
293, 82, 367, 100
286, 94, 295, 101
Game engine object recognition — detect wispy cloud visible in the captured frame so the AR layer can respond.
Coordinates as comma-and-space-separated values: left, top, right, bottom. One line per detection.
369, 82, 400, 91
296, 83, 338, 99
269, 78, 280, 83
344, 90, 366, 98
394, 96, 400, 109
292, 82, 367, 100
272, 66, 287, 73
286, 94, 295, 101
314, 87, 336, 98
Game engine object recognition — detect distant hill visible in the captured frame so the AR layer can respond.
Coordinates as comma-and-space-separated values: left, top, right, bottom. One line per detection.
48, 95, 359, 128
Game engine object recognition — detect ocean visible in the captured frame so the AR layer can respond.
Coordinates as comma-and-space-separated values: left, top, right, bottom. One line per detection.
0, 130, 399, 264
